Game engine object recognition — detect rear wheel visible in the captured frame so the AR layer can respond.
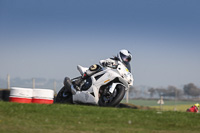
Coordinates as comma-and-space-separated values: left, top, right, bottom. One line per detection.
55, 86, 73, 104
98, 84, 125, 107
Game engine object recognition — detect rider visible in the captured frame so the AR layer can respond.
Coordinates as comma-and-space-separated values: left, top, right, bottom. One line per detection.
73, 49, 133, 89
100, 49, 132, 72
186, 103, 199, 113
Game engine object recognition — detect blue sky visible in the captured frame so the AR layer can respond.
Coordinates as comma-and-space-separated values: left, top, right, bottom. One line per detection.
0, 0, 200, 88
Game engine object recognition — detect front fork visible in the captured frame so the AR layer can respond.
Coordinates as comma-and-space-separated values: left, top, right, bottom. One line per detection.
109, 83, 126, 93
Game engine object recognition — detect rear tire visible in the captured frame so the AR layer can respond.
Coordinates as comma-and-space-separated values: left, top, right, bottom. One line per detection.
98, 84, 125, 107
54, 86, 73, 104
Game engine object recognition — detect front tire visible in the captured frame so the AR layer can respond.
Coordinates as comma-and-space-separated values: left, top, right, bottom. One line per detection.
98, 84, 125, 107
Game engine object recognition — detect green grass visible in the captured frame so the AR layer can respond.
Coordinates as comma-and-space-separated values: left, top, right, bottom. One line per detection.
152, 104, 192, 112
122, 99, 197, 106
122, 99, 198, 112
123, 99, 200, 112
0, 101, 200, 133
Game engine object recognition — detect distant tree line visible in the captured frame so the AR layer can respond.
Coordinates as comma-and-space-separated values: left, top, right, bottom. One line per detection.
183, 83, 200, 98
148, 83, 200, 99
148, 86, 183, 98
129, 83, 200, 99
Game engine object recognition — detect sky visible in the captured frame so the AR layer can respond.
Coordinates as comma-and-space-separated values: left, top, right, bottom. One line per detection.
0, 0, 200, 89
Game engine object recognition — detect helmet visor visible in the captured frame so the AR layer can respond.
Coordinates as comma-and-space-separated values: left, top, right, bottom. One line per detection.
120, 52, 131, 63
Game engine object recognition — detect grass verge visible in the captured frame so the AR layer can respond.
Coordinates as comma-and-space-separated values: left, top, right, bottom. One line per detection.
0, 101, 200, 133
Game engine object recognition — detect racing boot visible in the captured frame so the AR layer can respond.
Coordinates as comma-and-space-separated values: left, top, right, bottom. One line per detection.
74, 64, 101, 90
63, 77, 80, 95
63, 77, 72, 87
63, 77, 76, 94
74, 73, 88, 90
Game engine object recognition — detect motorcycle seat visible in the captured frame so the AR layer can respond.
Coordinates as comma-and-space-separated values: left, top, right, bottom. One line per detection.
77, 65, 88, 75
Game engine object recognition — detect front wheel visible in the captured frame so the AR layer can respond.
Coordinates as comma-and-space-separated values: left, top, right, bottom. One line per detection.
98, 84, 125, 107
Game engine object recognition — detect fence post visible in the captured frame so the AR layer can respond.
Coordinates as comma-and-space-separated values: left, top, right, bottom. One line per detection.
32, 78, 35, 89
174, 89, 177, 111
54, 81, 57, 94
160, 96, 163, 111
7, 74, 10, 90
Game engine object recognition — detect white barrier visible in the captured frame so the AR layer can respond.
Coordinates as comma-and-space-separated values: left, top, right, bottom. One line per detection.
9, 87, 33, 103
9, 87, 54, 104
32, 89, 54, 104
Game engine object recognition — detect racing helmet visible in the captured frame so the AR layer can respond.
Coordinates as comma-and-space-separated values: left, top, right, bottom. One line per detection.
117, 49, 132, 65
194, 103, 199, 109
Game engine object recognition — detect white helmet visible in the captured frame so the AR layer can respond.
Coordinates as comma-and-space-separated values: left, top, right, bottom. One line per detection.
117, 49, 132, 65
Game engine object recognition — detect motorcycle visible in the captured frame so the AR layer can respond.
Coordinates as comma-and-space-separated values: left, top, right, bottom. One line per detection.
55, 61, 133, 107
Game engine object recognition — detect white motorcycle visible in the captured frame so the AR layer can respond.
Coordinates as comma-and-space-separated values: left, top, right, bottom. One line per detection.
55, 61, 133, 107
